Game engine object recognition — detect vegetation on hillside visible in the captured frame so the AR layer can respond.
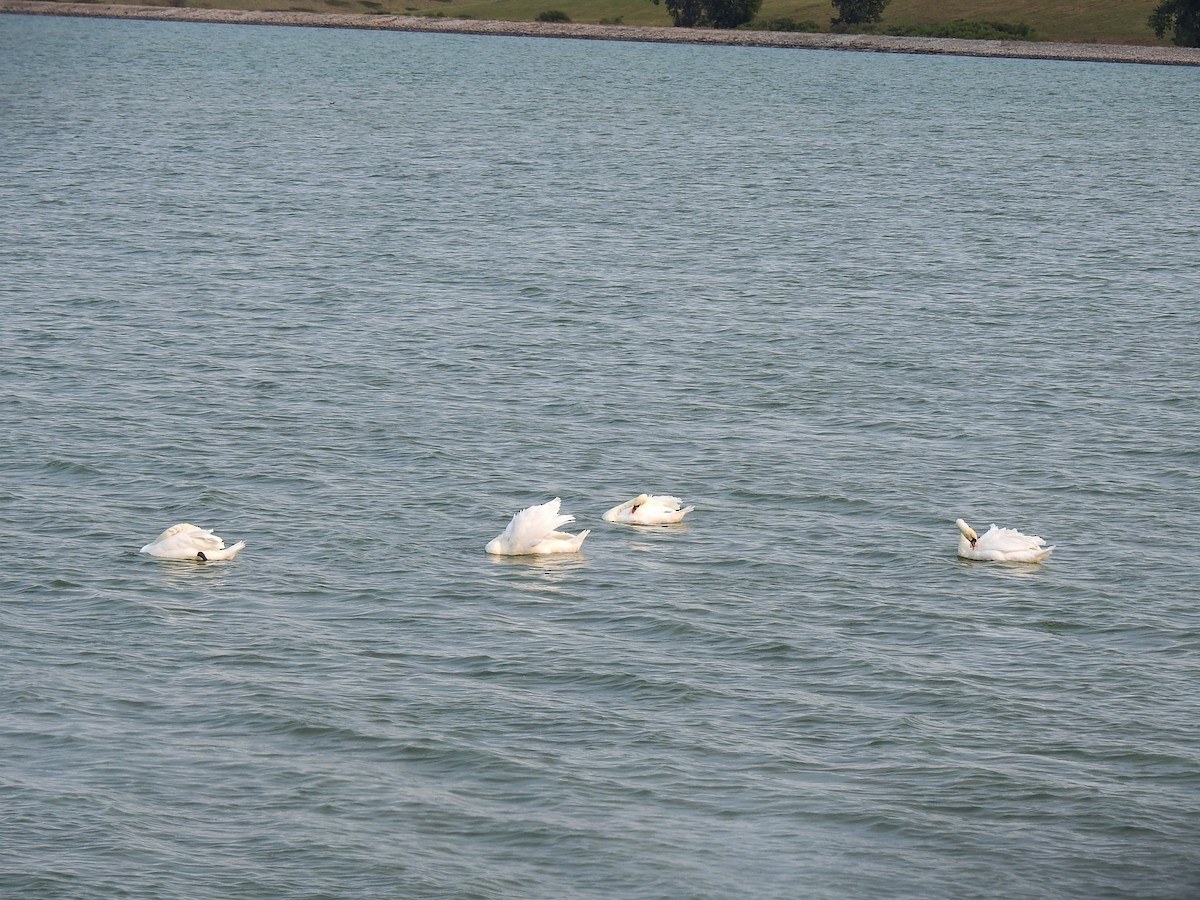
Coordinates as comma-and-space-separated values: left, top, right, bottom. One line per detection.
882, 20, 1036, 41
740, 16, 820, 31
55, 0, 1178, 45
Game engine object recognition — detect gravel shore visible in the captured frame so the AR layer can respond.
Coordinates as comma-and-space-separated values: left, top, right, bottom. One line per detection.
4, 0, 1200, 66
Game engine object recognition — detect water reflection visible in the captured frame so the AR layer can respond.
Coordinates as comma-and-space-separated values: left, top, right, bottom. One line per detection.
486, 552, 591, 596
955, 557, 1049, 579
142, 555, 241, 582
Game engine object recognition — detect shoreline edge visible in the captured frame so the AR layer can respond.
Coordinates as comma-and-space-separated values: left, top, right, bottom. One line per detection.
3, 0, 1200, 66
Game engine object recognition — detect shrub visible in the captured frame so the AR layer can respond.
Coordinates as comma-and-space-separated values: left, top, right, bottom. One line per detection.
742, 16, 820, 32
884, 20, 1038, 41
537, 9, 571, 22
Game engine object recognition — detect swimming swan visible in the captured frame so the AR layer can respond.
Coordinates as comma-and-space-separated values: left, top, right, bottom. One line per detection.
602, 494, 694, 526
956, 518, 1053, 563
486, 498, 590, 556
141, 523, 246, 561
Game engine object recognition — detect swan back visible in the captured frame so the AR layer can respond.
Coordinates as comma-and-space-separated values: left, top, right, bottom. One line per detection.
532, 528, 591, 555
147, 523, 204, 546
141, 523, 244, 560
603, 494, 694, 525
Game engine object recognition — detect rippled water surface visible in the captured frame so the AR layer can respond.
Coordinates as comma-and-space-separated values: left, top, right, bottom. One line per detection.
2, 13, 1199, 898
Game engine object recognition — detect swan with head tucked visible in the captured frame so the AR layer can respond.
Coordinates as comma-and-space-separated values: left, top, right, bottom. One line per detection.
141, 523, 246, 561
956, 518, 1053, 563
486, 498, 589, 556
602, 494, 694, 526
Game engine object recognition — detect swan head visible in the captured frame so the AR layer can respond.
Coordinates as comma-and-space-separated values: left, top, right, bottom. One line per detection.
630, 493, 650, 513
955, 519, 978, 547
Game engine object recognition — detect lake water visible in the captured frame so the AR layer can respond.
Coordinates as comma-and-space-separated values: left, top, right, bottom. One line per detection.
2, 12, 1199, 898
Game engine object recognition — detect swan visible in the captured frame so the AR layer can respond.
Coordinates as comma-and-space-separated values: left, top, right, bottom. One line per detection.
486, 498, 590, 556
956, 518, 1053, 563
141, 523, 246, 561
602, 494, 694, 526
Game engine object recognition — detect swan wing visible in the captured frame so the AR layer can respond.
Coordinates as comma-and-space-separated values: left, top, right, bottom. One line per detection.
635, 496, 694, 524
489, 498, 574, 554
643, 495, 694, 521
148, 523, 203, 545
976, 525, 1046, 553
644, 495, 685, 512
1003, 545, 1055, 563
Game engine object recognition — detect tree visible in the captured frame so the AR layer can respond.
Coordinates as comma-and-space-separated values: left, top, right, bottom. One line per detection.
830, 0, 889, 26
1149, 0, 1200, 46
654, 0, 762, 29
705, 0, 763, 28
659, 0, 703, 27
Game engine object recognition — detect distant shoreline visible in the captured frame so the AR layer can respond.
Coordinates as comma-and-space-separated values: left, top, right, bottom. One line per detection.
5, 0, 1200, 67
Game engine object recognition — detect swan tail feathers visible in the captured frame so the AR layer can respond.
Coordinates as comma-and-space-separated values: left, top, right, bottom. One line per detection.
651, 495, 685, 508
211, 540, 245, 560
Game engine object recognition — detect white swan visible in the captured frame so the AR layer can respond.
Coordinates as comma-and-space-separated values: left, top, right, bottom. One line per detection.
956, 518, 1053, 563
602, 494, 694, 526
141, 523, 246, 561
485, 498, 590, 556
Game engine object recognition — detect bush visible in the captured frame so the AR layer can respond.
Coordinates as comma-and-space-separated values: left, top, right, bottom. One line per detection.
742, 16, 820, 32
537, 9, 571, 22
883, 20, 1038, 41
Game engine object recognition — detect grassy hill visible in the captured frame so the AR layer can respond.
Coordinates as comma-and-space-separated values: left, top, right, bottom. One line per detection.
104, 0, 1172, 45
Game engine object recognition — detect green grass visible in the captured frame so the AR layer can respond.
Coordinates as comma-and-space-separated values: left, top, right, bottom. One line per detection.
873, 0, 1163, 44
752, 0, 1165, 44
75, 0, 1172, 45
